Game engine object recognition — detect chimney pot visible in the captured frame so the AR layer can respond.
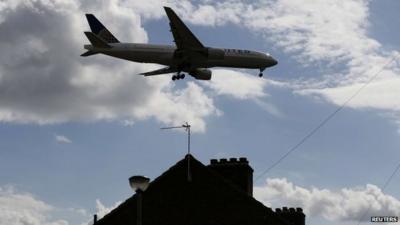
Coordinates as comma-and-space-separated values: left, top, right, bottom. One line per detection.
277, 207, 305, 225
229, 158, 238, 163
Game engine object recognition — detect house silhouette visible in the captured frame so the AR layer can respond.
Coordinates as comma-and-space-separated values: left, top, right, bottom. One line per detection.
93, 154, 305, 225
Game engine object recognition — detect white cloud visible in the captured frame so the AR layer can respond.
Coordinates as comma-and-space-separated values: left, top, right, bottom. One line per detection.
94, 199, 121, 219
134, 81, 221, 132
296, 76, 400, 112
81, 199, 121, 225
254, 178, 400, 222
55, 135, 72, 144
203, 69, 283, 116
205, 69, 268, 100
253, 98, 283, 118
245, 0, 378, 64
0, 186, 68, 225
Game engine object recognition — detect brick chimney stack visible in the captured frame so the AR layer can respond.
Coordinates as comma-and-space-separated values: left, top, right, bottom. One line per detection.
208, 157, 253, 196
275, 207, 305, 225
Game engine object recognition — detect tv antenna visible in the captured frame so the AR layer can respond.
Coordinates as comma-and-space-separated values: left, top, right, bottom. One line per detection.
161, 122, 191, 155
161, 122, 192, 181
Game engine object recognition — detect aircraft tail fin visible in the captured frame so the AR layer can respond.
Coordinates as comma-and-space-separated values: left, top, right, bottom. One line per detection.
84, 32, 111, 48
85, 14, 120, 43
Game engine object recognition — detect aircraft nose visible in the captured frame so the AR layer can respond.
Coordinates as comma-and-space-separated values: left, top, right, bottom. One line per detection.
263, 54, 278, 67
270, 56, 278, 66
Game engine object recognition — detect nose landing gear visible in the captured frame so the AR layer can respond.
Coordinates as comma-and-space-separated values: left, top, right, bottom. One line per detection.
259, 68, 265, 78
172, 72, 185, 81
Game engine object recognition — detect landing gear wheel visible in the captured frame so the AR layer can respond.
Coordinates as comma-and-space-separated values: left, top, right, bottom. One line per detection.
259, 73, 263, 77
172, 72, 185, 81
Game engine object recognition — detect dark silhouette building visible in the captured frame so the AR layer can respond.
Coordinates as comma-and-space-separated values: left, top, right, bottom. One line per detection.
94, 155, 305, 225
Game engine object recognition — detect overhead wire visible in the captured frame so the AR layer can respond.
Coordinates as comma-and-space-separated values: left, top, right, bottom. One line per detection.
356, 161, 400, 225
255, 54, 399, 181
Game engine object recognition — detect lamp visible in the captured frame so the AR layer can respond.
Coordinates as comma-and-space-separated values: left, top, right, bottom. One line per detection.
129, 175, 150, 192
129, 175, 150, 225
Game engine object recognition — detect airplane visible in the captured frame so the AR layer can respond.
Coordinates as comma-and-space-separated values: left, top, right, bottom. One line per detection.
81, 7, 278, 81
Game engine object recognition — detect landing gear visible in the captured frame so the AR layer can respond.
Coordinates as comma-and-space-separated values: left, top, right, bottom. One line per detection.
259, 68, 265, 78
172, 73, 185, 81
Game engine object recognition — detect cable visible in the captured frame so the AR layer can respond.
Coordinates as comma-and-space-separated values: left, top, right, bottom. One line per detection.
255, 55, 398, 181
356, 160, 400, 225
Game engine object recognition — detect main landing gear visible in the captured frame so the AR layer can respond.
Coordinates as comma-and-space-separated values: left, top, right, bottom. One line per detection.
172, 73, 185, 81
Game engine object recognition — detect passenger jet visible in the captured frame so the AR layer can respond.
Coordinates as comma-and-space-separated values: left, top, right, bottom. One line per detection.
81, 7, 278, 81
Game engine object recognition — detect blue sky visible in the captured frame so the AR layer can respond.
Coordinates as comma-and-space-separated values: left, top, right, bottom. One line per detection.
0, 1, 399, 225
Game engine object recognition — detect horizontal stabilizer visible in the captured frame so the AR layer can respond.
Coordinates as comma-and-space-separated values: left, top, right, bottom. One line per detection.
80, 51, 97, 57
139, 67, 178, 76
84, 32, 111, 48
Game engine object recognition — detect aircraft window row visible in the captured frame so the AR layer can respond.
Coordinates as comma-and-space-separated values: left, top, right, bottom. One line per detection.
224, 49, 251, 54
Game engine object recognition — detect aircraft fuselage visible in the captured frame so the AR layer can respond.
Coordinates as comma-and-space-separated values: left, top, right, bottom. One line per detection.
84, 43, 277, 72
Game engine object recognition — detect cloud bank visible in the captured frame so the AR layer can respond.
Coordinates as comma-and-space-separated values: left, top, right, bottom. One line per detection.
0, 186, 68, 225
255, 178, 400, 222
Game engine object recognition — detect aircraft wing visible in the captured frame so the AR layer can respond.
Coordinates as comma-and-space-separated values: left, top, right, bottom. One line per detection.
139, 67, 178, 76
164, 7, 204, 50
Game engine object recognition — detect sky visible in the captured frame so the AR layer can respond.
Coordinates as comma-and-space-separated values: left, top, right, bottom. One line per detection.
0, 0, 399, 225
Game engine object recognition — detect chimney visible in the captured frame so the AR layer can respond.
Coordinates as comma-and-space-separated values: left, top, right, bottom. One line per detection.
275, 207, 305, 225
208, 157, 253, 196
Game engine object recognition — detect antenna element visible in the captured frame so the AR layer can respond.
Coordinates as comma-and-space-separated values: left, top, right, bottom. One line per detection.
161, 122, 191, 155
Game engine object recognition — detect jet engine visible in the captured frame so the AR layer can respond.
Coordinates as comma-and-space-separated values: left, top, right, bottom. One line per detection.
206, 48, 224, 60
189, 68, 212, 80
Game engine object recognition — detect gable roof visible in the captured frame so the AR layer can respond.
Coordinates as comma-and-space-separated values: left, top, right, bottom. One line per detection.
95, 154, 290, 225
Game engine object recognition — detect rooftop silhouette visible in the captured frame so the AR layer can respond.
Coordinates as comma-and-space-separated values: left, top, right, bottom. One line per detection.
93, 154, 305, 225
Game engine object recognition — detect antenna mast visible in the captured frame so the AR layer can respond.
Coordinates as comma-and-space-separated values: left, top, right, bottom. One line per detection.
161, 122, 192, 181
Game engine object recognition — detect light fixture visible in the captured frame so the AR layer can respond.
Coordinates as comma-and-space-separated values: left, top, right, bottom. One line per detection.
129, 175, 150, 192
